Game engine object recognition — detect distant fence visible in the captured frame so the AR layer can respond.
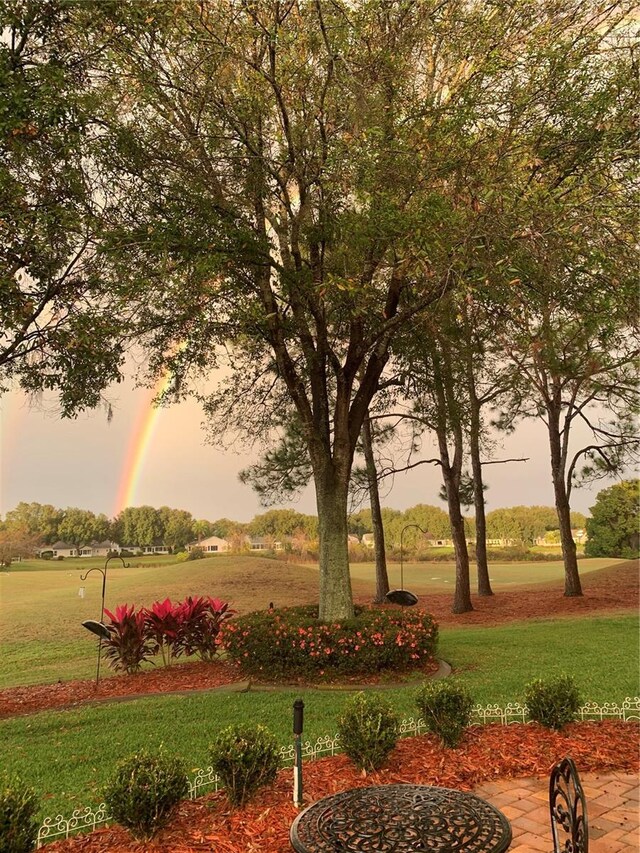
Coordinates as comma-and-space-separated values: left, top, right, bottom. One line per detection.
36, 696, 640, 847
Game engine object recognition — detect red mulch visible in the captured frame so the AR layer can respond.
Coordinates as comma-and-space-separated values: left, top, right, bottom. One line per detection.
44, 719, 640, 853
0, 660, 240, 720
358, 559, 640, 628
0, 659, 441, 719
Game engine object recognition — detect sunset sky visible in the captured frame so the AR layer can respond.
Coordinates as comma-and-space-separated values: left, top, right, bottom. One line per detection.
1, 379, 627, 523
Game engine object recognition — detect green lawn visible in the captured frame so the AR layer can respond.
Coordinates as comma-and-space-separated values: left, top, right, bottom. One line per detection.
6, 554, 179, 573
0, 555, 621, 689
0, 555, 624, 688
347, 557, 612, 590
1, 612, 637, 820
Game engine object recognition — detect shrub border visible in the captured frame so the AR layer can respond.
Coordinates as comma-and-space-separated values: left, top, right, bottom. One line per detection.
35, 696, 640, 848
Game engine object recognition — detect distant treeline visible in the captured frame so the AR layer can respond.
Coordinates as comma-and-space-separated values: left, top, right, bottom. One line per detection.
0, 500, 586, 556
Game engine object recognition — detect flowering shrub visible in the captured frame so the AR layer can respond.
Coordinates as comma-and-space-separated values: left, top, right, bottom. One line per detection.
222, 605, 438, 680
103, 604, 155, 674
102, 597, 235, 672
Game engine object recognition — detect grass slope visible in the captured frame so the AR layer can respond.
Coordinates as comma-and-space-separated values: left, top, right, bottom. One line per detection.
1, 612, 637, 820
0, 554, 622, 689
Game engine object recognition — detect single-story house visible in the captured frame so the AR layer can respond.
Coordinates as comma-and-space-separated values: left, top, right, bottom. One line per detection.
78, 541, 121, 557
40, 541, 77, 558
361, 533, 375, 548
187, 536, 230, 554
246, 536, 284, 552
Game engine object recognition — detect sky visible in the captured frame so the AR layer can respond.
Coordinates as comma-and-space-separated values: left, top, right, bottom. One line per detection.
0, 377, 630, 523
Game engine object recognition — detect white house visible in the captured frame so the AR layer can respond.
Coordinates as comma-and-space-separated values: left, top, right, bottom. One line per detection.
187, 535, 230, 554
42, 541, 77, 558
78, 541, 121, 557
361, 533, 375, 548
246, 536, 284, 552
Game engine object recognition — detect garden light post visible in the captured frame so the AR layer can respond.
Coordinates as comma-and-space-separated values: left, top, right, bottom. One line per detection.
80, 554, 129, 686
293, 698, 304, 808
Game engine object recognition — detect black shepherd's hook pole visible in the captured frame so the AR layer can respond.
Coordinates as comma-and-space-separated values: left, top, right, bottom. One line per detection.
80, 554, 129, 686
400, 524, 430, 591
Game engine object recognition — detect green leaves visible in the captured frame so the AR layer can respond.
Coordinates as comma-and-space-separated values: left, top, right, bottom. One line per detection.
585, 480, 640, 559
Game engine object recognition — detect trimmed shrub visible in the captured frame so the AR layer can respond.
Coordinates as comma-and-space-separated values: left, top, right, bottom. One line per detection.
416, 680, 474, 748
337, 692, 399, 771
0, 773, 39, 853
222, 605, 438, 680
103, 749, 189, 841
186, 546, 204, 561
209, 724, 280, 807
524, 675, 582, 730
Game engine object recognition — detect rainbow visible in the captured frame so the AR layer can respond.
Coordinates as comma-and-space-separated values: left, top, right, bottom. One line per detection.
112, 372, 174, 517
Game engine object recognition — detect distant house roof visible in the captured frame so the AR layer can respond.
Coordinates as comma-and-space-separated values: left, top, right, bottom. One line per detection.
188, 535, 229, 548
50, 541, 75, 550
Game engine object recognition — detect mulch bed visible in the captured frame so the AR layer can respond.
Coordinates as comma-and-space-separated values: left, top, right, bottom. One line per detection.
44, 719, 639, 853
0, 659, 441, 719
365, 559, 640, 628
0, 660, 240, 720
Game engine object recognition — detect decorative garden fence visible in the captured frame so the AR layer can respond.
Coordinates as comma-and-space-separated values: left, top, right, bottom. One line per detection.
36, 696, 640, 847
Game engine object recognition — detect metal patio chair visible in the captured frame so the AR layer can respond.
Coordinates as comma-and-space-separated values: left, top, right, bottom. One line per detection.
549, 756, 588, 853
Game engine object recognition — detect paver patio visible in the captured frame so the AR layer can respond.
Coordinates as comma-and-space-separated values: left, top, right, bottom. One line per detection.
474, 772, 639, 853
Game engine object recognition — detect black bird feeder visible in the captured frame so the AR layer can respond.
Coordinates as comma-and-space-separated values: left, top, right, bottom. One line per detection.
385, 523, 426, 609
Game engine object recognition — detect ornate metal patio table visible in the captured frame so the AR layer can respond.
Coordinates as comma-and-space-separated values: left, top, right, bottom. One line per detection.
290, 784, 512, 852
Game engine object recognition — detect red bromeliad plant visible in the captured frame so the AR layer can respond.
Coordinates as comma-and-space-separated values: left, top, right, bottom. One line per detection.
103, 604, 155, 674
143, 599, 183, 666
176, 596, 236, 661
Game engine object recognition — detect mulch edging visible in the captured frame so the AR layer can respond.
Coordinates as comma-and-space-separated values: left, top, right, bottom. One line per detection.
43, 719, 640, 853
0, 659, 449, 719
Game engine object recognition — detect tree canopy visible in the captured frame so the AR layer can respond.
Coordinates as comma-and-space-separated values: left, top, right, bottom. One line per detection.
585, 480, 639, 559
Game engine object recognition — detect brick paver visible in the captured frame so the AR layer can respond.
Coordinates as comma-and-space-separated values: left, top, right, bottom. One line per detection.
473, 772, 639, 853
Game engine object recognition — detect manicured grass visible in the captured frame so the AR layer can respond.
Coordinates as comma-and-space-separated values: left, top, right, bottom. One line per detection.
0, 555, 623, 688
1, 612, 637, 820
0, 555, 322, 688
5, 554, 179, 573
347, 557, 613, 590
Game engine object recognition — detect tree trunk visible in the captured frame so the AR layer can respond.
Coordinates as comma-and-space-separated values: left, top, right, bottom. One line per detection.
434, 420, 473, 614
469, 407, 493, 596
441, 464, 473, 613
315, 465, 354, 620
547, 412, 582, 596
361, 414, 389, 603
432, 346, 473, 614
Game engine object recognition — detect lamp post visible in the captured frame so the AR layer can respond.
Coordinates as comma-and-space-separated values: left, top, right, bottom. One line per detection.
80, 554, 129, 686
293, 698, 304, 807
